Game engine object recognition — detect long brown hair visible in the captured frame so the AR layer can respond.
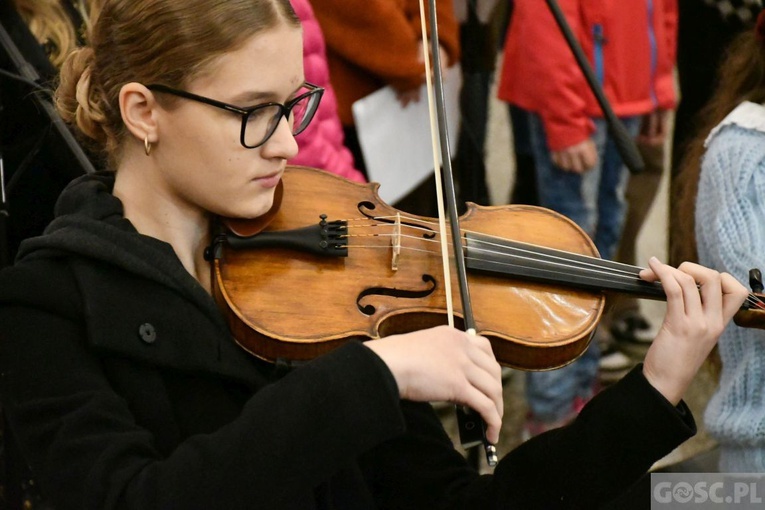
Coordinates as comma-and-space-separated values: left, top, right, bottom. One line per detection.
671, 31, 765, 266
54, 0, 300, 169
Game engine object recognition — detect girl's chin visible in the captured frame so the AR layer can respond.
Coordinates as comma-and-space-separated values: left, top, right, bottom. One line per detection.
211, 185, 279, 221
227, 198, 276, 221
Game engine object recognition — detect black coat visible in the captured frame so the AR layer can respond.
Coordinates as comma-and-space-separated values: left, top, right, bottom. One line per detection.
0, 174, 696, 509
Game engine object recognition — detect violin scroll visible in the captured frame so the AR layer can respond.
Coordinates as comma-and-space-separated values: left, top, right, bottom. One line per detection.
733, 269, 765, 330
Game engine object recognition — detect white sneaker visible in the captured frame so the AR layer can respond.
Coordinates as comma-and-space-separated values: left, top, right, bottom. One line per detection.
599, 348, 634, 384
599, 349, 633, 372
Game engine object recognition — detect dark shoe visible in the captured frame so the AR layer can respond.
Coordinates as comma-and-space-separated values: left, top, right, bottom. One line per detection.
610, 310, 656, 345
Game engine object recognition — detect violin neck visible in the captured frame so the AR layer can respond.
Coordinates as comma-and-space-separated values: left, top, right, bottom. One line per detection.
464, 232, 667, 301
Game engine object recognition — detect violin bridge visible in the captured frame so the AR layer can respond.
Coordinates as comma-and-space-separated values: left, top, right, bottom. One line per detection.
391, 212, 401, 271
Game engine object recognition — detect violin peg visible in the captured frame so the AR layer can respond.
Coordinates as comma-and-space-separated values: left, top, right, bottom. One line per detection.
749, 268, 764, 294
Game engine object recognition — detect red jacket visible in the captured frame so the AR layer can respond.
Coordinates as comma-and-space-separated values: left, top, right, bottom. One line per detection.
498, 0, 677, 151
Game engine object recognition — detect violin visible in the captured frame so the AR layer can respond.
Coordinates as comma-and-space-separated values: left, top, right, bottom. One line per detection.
209, 165, 765, 372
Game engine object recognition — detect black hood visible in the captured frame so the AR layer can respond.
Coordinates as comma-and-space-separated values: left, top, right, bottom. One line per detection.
16, 172, 221, 324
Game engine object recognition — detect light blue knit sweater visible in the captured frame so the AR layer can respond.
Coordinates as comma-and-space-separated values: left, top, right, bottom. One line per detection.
697, 102, 765, 472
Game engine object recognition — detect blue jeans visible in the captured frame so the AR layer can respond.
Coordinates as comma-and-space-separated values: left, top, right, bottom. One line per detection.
524, 113, 640, 422
528, 114, 641, 261
525, 342, 600, 422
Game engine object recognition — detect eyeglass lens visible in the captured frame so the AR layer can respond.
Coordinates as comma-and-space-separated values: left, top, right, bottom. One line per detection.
244, 92, 318, 147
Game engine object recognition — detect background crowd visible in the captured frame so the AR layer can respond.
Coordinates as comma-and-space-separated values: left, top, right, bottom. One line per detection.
1, 0, 765, 507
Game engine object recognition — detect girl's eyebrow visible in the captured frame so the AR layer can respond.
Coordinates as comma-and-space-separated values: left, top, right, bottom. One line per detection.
229, 90, 275, 105
230, 83, 305, 106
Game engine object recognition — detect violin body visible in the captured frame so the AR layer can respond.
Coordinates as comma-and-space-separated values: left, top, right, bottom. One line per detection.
212, 166, 606, 371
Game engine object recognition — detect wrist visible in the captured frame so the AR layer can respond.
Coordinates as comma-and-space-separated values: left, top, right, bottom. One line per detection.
364, 339, 406, 398
641, 363, 686, 406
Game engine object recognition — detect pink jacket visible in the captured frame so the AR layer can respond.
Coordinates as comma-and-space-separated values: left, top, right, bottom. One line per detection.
498, 0, 677, 151
289, 0, 365, 182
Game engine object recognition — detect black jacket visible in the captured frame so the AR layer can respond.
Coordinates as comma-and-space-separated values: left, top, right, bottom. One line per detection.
0, 173, 696, 509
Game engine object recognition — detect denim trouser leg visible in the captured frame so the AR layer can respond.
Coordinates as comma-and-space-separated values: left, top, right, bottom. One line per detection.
527, 114, 640, 260
525, 341, 601, 422
593, 117, 642, 260
523, 113, 640, 422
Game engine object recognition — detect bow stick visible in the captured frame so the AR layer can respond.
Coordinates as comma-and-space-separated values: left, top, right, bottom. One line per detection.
416, 0, 498, 467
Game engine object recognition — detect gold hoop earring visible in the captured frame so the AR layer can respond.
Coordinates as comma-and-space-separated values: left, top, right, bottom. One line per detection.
144, 136, 152, 156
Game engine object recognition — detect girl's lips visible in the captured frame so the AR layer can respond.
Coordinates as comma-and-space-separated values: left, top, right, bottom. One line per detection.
254, 172, 282, 188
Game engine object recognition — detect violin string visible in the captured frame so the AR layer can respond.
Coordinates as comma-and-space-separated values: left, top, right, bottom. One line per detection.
345, 217, 759, 299
350, 244, 436, 255
346, 232, 438, 244
464, 243, 656, 291
746, 294, 765, 310
342, 223, 765, 310
467, 234, 641, 278
346, 217, 661, 283
345, 218, 440, 237
345, 218, 644, 281
459, 239, 765, 309
343, 242, 765, 311
345, 229, 644, 292
458, 236, 765, 309
345, 215, 622, 269
346, 216, 641, 277
353, 222, 765, 309
348, 222, 741, 298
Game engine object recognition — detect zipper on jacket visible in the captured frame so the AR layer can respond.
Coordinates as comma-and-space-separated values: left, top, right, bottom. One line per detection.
593, 24, 605, 86
646, 0, 658, 106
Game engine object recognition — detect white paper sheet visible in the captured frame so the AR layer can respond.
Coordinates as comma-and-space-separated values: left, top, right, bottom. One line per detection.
351, 65, 462, 204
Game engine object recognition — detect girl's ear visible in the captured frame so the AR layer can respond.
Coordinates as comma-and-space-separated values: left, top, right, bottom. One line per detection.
119, 82, 159, 145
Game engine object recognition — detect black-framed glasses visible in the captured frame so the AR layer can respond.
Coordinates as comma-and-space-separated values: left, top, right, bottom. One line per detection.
146, 82, 324, 149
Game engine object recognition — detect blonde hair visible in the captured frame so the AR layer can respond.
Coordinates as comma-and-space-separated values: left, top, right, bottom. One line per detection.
54, 0, 299, 169
13, 0, 98, 68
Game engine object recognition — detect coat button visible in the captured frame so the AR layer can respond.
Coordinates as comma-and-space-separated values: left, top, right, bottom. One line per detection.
138, 323, 157, 344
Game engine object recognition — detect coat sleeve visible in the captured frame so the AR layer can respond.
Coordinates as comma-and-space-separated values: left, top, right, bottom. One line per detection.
402, 0, 460, 66
663, 0, 678, 72
654, 0, 678, 110
310, 0, 459, 92
360, 365, 695, 509
484, 365, 695, 508
531, 0, 596, 151
0, 262, 406, 510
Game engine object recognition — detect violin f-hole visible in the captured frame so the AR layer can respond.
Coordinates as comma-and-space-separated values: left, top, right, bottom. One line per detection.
356, 274, 437, 315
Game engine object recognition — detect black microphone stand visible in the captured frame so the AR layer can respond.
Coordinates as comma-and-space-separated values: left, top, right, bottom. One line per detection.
0, 16, 94, 177
544, 0, 645, 174
0, 150, 8, 269
0, 2, 96, 268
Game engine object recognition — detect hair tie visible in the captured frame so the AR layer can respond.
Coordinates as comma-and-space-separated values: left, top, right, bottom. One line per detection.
757, 9, 765, 43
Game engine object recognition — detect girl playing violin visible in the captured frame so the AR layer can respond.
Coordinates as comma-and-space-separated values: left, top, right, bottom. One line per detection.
0, 1, 749, 508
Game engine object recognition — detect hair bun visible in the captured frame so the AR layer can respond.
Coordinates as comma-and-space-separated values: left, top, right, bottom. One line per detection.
56, 46, 109, 149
